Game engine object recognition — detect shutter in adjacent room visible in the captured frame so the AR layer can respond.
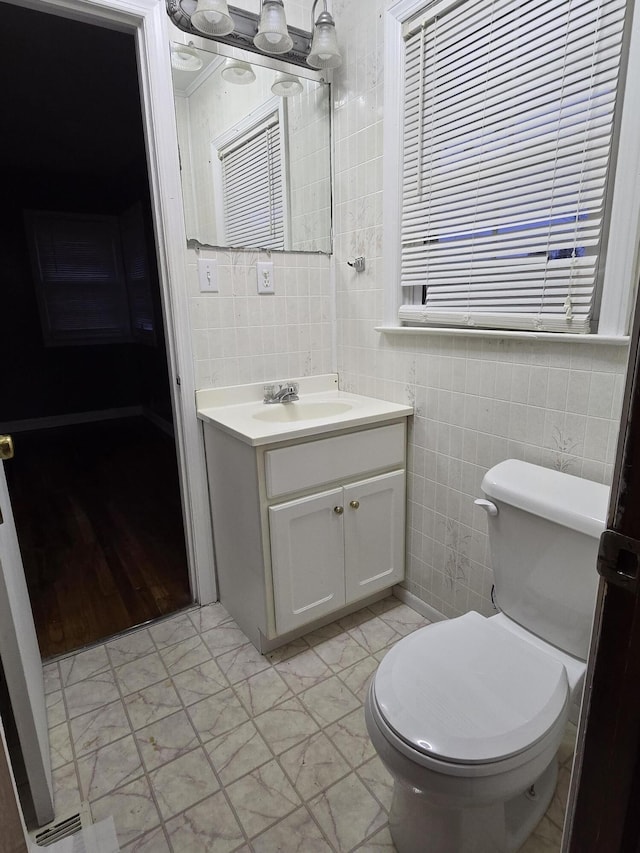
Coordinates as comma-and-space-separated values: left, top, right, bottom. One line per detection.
399, 0, 628, 333
220, 118, 285, 250
25, 211, 131, 345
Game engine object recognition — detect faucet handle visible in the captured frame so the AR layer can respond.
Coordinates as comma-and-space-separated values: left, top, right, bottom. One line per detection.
286, 381, 299, 393
263, 384, 275, 402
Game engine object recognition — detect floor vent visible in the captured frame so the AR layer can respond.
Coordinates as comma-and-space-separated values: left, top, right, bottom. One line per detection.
31, 803, 91, 848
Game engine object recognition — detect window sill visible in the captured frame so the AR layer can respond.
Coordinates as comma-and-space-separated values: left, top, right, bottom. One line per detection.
375, 326, 630, 345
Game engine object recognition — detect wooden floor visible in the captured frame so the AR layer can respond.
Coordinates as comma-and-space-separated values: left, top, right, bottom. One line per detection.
6, 418, 192, 659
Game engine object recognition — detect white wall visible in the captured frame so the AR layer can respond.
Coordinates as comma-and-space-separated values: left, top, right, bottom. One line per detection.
187, 247, 332, 388
182, 0, 630, 620
330, 0, 630, 618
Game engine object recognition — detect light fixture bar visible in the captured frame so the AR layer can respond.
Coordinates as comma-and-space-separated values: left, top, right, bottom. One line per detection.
166, 0, 314, 68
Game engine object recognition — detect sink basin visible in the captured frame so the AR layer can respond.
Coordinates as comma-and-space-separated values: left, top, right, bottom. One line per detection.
252, 401, 354, 422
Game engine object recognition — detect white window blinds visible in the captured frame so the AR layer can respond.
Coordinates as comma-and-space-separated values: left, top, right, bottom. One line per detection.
400, 0, 628, 333
220, 118, 285, 250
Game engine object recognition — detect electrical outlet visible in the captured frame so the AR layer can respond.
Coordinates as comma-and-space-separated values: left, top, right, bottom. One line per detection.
198, 257, 218, 292
256, 261, 275, 294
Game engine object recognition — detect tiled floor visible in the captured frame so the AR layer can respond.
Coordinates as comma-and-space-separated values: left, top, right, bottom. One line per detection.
42, 597, 570, 852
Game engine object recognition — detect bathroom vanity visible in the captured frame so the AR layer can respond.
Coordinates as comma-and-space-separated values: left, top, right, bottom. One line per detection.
197, 375, 412, 651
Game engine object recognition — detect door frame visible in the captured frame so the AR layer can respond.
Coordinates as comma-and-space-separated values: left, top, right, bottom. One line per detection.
8, 0, 217, 605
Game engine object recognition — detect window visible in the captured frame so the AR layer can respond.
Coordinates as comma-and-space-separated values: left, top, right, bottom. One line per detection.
216, 104, 287, 250
392, 0, 629, 334
25, 211, 131, 346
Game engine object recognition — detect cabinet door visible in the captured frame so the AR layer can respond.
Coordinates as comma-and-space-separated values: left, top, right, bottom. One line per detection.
344, 470, 405, 604
269, 488, 346, 634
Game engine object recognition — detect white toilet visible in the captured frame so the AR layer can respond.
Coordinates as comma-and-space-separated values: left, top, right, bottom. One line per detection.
365, 459, 610, 853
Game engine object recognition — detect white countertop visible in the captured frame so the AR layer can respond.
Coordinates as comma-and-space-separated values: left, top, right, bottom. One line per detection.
196, 375, 413, 446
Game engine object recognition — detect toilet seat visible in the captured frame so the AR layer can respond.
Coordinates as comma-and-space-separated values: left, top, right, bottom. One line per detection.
373, 611, 569, 768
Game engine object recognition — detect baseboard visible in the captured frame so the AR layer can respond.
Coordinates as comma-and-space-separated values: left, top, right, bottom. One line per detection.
393, 585, 447, 623
0, 406, 144, 434
142, 406, 174, 437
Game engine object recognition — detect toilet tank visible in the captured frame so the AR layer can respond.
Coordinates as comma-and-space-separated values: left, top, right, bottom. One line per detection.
481, 460, 610, 660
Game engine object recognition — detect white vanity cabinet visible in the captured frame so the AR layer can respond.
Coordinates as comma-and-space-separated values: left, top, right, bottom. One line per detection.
269, 470, 405, 634
202, 405, 409, 651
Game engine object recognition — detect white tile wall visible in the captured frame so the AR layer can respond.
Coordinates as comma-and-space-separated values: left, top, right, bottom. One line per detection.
186, 247, 332, 389
330, 0, 631, 619
183, 0, 630, 621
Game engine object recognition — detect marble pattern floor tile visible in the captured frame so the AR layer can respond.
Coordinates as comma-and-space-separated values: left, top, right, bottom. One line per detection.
115, 652, 168, 695
46, 689, 67, 729
63, 670, 120, 719
164, 791, 245, 852
49, 722, 74, 770
273, 647, 333, 693
70, 700, 132, 757
149, 613, 198, 649
43, 661, 62, 694
107, 629, 156, 667
312, 633, 370, 673
121, 824, 171, 852
159, 635, 212, 676
251, 806, 333, 852
90, 776, 160, 847
124, 680, 182, 730
187, 687, 249, 741
202, 622, 250, 658
254, 697, 320, 755
172, 657, 229, 706
326, 709, 377, 769
77, 734, 143, 801
216, 641, 272, 684
188, 602, 234, 633
51, 761, 82, 816
148, 748, 220, 820
357, 756, 394, 812
206, 720, 273, 785
225, 759, 301, 838
346, 618, 401, 655
300, 676, 361, 727
44, 595, 571, 852
59, 645, 110, 687
135, 710, 199, 772
337, 657, 378, 703
309, 773, 387, 853
234, 667, 293, 716
279, 732, 351, 801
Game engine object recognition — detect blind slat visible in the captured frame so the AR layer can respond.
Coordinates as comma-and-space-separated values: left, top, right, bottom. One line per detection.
399, 0, 626, 332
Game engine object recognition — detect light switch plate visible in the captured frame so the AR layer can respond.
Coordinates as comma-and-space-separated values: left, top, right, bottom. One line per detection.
256, 261, 275, 294
198, 257, 218, 292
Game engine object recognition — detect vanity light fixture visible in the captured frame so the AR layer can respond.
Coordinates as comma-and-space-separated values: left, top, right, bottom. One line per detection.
221, 58, 256, 84
307, 0, 341, 69
166, 0, 342, 69
191, 0, 234, 36
253, 0, 293, 55
271, 71, 303, 97
170, 41, 204, 71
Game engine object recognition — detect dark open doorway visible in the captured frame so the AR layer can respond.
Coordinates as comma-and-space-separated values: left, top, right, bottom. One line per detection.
0, 3, 192, 657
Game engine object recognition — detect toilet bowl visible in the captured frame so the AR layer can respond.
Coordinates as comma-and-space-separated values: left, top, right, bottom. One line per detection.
364, 460, 609, 853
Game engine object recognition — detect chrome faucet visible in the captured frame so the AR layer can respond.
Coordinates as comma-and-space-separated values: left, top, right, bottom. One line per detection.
263, 381, 300, 404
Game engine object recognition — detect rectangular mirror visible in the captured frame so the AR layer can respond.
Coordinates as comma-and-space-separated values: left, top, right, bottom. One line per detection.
171, 40, 332, 254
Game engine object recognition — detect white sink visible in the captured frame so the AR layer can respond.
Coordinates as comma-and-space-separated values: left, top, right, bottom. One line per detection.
196, 375, 413, 446
252, 401, 354, 422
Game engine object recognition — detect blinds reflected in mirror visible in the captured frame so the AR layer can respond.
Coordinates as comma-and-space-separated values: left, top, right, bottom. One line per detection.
219, 116, 285, 250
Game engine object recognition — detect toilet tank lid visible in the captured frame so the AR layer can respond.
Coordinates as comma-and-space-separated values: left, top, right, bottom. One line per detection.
482, 460, 609, 538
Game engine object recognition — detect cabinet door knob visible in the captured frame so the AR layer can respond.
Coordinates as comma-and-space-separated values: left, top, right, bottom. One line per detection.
349, 500, 360, 509
333, 506, 344, 515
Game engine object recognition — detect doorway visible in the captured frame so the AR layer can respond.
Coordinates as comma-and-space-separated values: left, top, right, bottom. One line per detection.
0, 3, 192, 657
